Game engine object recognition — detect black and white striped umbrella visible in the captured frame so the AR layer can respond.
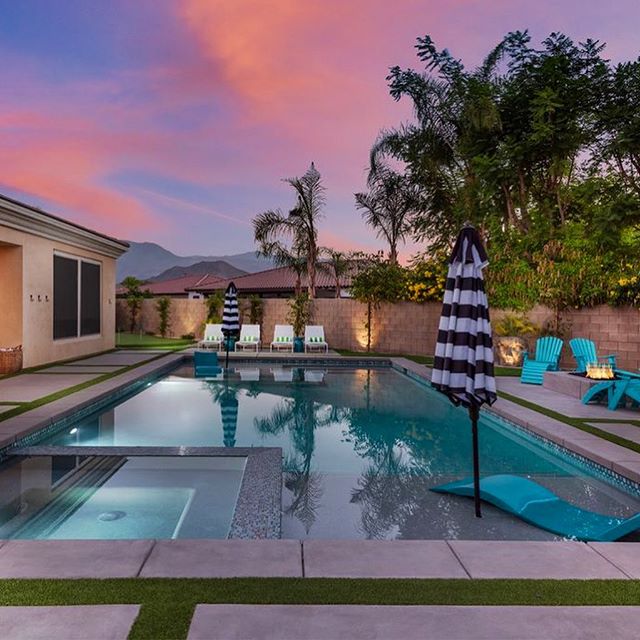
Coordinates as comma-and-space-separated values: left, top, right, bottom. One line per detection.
432, 224, 496, 517
220, 389, 239, 448
222, 282, 240, 369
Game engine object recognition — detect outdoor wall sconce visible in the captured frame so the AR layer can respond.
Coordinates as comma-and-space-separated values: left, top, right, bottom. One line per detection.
37, 294, 41, 302
30, 294, 34, 302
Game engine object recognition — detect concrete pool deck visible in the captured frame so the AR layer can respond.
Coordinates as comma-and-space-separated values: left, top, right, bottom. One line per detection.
0, 538, 637, 579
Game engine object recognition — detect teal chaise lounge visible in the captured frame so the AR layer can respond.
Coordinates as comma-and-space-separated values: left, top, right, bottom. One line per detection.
193, 351, 222, 377
432, 474, 640, 541
569, 337, 617, 373
520, 336, 563, 385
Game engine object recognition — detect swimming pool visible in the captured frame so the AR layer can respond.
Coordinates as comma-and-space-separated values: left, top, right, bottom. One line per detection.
5, 363, 640, 540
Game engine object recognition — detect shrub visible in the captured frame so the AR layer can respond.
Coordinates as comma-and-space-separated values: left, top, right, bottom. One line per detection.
493, 314, 539, 337
288, 292, 311, 337
155, 296, 171, 338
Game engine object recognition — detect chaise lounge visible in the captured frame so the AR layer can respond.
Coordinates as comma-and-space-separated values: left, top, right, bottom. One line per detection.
235, 324, 261, 352
520, 336, 563, 385
304, 325, 329, 353
198, 323, 224, 350
270, 324, 294, 352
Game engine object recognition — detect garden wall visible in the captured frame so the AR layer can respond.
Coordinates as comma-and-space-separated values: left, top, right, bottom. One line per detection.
116, 299, 640, 370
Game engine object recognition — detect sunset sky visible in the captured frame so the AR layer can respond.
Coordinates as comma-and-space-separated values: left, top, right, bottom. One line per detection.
2, 0, 639, 259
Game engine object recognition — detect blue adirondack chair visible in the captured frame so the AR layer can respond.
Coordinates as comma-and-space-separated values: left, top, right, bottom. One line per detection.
193, 351, 222, 377
431, 474, 640, 541
570, 337, 617, 373
520, 336, 563, 385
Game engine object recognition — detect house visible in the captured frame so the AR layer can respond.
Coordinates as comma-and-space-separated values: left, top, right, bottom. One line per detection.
187, 265, 353, 298
116, 274, 219, 299
0, 193, 128, 368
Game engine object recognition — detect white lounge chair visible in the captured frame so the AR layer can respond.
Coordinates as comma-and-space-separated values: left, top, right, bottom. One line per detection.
235, 324, 261, 352
239, 368, 260, 381
271, 367, 294, 382
198, 323, 224, 350
304, 325, 328, 353
304, 369, 326, 383
270, 324, 294, 352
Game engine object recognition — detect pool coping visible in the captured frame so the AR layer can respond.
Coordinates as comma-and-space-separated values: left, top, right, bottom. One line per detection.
0, 353, 639, 582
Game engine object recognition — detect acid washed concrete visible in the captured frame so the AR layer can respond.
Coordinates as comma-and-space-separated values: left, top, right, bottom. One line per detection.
0, 605, 140, 640
187, 605, 640, 640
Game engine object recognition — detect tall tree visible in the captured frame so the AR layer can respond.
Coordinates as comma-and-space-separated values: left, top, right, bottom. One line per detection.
253, 163, 325, 297
320, 249, 351, 298
355, 162, 420, 263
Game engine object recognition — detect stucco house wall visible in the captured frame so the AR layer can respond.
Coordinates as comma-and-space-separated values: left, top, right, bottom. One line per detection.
0, 195, 128, 368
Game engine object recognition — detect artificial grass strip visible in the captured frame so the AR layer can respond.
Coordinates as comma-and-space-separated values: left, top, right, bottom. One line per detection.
115, 333, 195, 349
0, 350, 185, 423
498, 390, 640, 455
0, 578, 639, 640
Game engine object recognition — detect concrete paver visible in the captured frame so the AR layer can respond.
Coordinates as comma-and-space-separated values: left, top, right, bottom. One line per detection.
561, 435, 640, 469
70, 352, 160, 366
187, 605, 640, 640
0, 373, 101, 403
0, 605, 140, 640
589, 542, 640, 578
140, 539, 302, 577
44, 365, 123, 374
303, 540, 468, 578
0, 540, 154, 578
448, 540, 628, 579
587, 422, 640, 445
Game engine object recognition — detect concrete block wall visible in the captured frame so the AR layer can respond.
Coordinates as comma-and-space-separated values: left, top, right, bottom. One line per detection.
117, 298, 640, 370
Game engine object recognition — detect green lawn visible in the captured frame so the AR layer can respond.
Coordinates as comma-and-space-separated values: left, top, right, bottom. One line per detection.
335, 349, 521, 376
116, 333, 195, 349
1, 578, 638, 640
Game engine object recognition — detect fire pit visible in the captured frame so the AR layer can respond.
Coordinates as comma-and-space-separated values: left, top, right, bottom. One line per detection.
585, 362, 616, 380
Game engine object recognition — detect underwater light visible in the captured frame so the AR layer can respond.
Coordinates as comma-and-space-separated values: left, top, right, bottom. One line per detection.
69, 428, 78, 435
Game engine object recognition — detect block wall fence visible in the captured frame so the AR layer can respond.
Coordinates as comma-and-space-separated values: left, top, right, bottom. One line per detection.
116, 299, 640, 370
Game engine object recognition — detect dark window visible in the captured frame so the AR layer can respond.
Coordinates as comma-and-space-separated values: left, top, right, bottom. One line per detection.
53, 255, 78, 339
81, 262, 101, 335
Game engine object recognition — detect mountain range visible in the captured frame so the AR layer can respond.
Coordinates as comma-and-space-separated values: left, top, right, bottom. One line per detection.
149, 261, 246, 282
117, 241, 273, 281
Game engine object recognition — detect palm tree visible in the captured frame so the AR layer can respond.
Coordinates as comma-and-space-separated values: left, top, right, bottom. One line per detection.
355, 163, 420, 264
257, 240, 307, 296
319, 249, 351, 298
253, 163, 326, 297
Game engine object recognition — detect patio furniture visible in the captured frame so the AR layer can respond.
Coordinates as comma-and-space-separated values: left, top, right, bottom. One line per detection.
235, 325, 261, 352
582, 370, 640, 410
520, 336, 563, 385
270, 324, 294, 352
304, 369, 326, 383
193, 351, 222, 377
198, 324, 224, 350
570, 338, 616, 373
304, 325, 329, 353
431, 474, 640, 541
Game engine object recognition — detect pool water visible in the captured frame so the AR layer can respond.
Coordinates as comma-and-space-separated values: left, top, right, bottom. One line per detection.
11, 365, 640, 540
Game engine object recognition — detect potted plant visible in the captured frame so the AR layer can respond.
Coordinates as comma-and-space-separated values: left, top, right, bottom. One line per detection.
288, 292, 311, 353
493, 314, 539, 367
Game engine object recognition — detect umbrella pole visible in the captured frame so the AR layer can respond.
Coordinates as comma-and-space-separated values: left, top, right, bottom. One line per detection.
225, 336, 230, 370
469, 402, 482, 518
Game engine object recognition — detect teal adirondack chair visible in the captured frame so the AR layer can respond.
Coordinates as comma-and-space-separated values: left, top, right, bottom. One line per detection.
570, 337, 617, 373
520, 336, 563, 385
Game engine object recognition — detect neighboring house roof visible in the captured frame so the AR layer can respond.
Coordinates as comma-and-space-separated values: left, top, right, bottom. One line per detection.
188, 265, 353, 294
117, 273, 219, 296
0, 192, 129, 258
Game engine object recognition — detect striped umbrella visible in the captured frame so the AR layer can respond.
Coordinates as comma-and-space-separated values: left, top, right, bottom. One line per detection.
220, 389, 239, 447
221, 282, 240, 369
432, 224, 497, 517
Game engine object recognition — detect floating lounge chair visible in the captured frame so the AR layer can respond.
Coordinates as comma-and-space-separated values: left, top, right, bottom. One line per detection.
270, 324, 294, 352
193, 351, 222, 377
304, 325, 329, 353
520, 336, 563, 385
431, 474, 640, 541
198, 323, 224, 350
235, 324, 261, 352
570, 338, 616, 373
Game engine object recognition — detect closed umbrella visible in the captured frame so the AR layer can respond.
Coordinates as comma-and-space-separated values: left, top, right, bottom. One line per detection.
222, 282, 240, 370
432, 224, 497, 518
220, 388, 239, 447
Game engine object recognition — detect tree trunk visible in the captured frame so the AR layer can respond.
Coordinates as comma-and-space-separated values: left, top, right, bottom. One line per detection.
366, 301, 372, 352
307, 250, 316, 298
388, 244, 398, 265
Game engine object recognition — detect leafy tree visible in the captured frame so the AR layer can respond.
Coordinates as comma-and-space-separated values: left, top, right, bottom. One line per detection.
121, 276, 150, 333
254, 163, 325, 297
287, 292, 311, 337
355, 162, 420, 263
319, 249, 352, 298
155, 296, 171, 338
205, 291, 224, 322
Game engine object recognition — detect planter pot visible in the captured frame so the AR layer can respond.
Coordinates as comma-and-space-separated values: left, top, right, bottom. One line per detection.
293, 337, 304, 353
494, 336, 527, 367
0, 347, 23, 375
